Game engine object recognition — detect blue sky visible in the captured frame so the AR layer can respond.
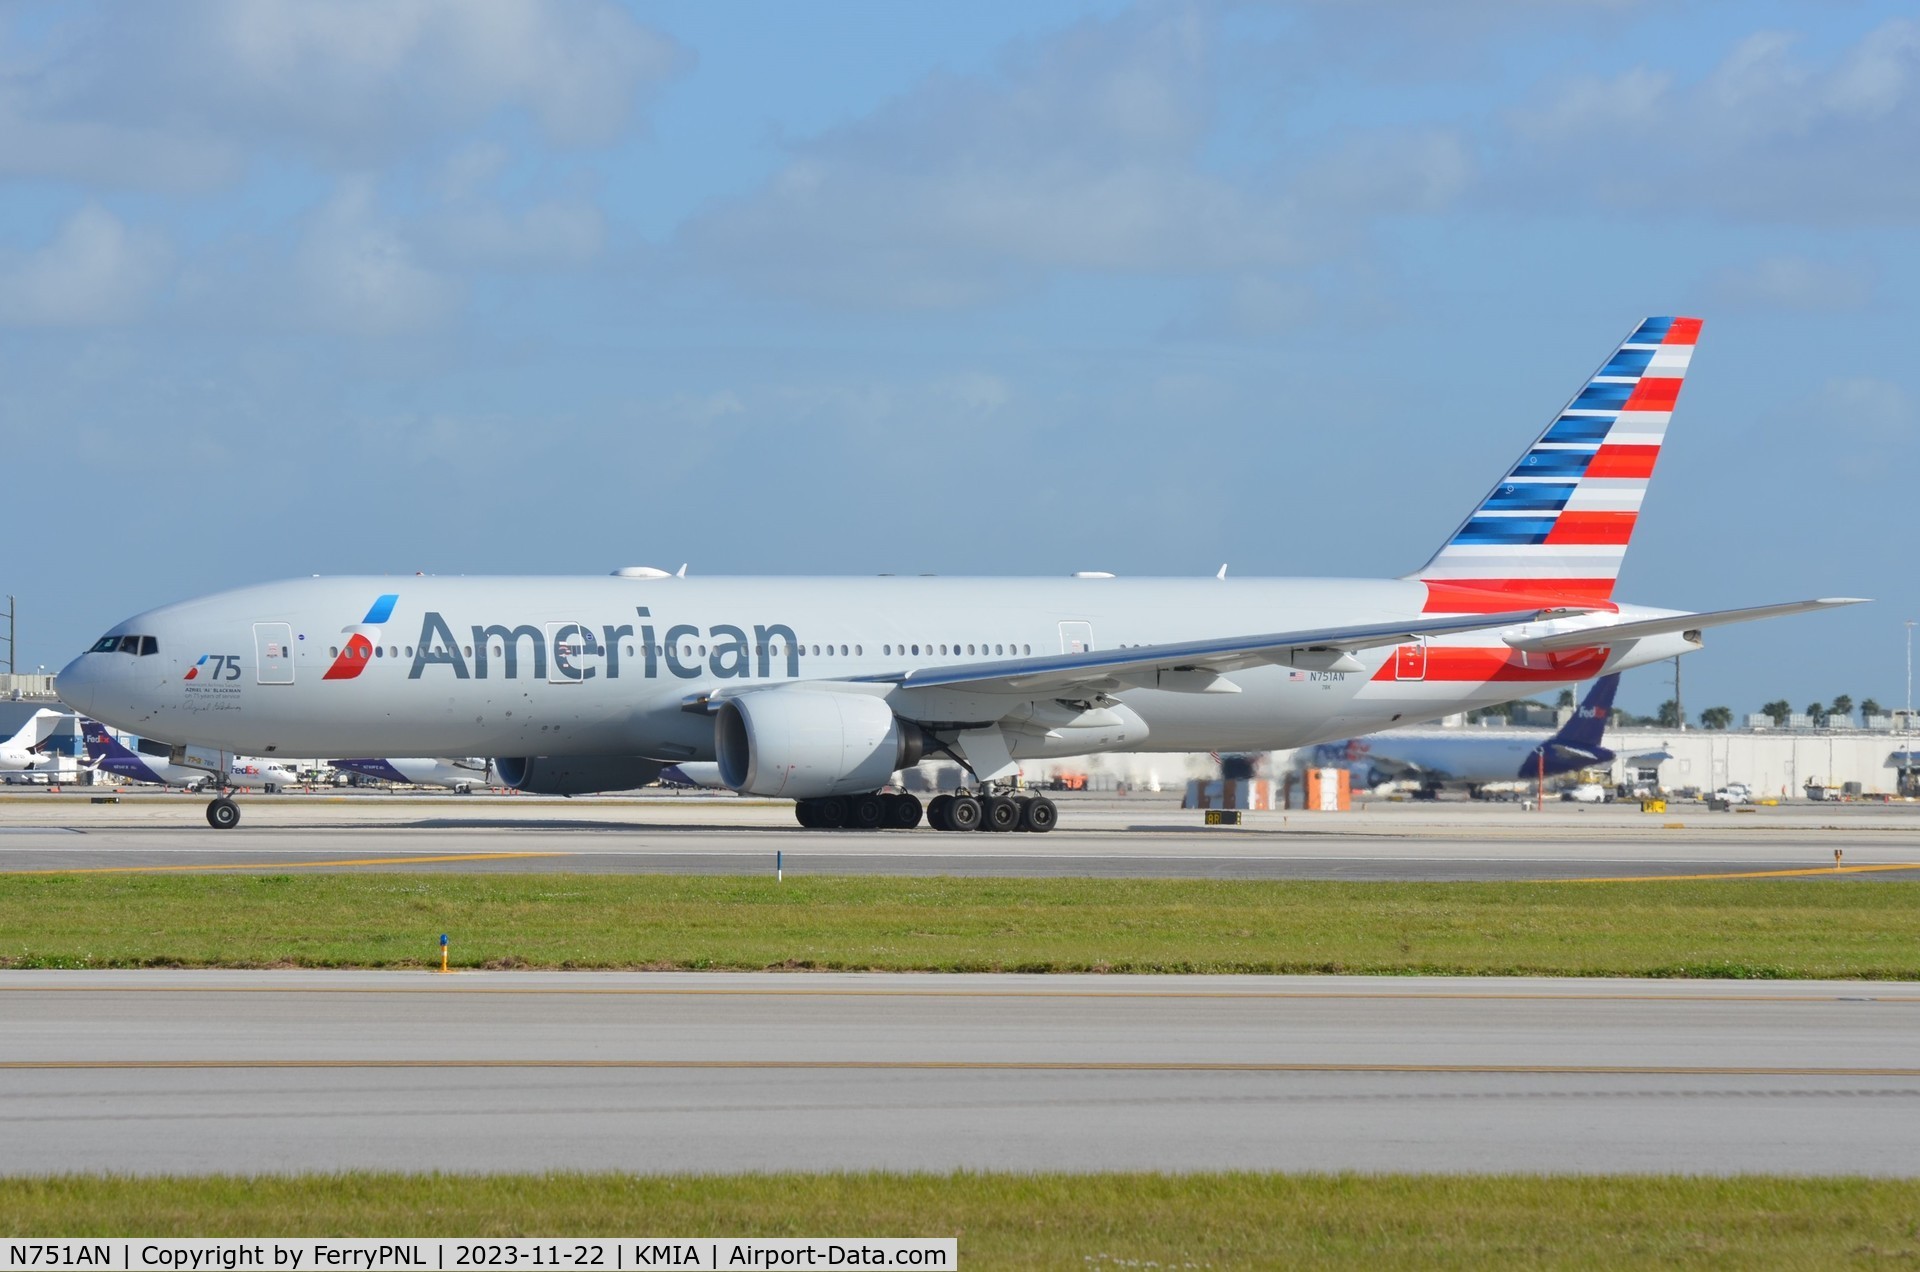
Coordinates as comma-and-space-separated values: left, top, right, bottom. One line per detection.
2, 0, 1915, 719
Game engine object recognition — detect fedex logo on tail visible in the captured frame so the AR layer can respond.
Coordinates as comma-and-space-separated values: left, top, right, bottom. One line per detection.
323, 594, 399, 681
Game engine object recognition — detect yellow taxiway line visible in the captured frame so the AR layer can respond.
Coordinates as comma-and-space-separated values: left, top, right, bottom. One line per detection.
3, 1058, 1919, 1077
1564, 861, 1920, 883
5, 851, 569, 875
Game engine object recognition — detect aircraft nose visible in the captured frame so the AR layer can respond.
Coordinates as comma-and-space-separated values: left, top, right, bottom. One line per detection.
55, 653, 97, 718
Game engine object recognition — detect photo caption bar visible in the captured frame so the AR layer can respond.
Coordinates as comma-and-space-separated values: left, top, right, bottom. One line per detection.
0, 1240, 956, 1271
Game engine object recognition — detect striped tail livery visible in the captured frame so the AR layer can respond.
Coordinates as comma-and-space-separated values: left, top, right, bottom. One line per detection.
1411, 315, 1699, 610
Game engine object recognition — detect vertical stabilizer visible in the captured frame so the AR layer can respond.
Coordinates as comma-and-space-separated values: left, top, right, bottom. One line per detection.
1525, 673, 1622, 776
1412, 317, 1700, 608
1552, 674, 1620, 752
79, 719, 135, 764
6, 708, 64, 752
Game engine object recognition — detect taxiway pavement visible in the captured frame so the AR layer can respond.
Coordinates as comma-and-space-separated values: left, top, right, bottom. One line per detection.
0, 794, 1916, 880
3, 970, 1915, 1175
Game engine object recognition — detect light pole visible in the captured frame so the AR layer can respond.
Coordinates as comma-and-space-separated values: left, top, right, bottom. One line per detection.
1906, 620, 1915, 794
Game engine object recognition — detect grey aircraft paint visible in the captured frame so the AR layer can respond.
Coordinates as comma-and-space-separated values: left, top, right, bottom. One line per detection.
57, 571, 1756, 772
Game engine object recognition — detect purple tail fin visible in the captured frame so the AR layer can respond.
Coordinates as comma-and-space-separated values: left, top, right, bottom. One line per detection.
1554, 673, 1620, 752
80, 719, 135, 764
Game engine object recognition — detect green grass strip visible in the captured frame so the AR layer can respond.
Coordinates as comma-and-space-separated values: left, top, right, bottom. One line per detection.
3, 874, 1917, 977
5, 1173, 1920, 1269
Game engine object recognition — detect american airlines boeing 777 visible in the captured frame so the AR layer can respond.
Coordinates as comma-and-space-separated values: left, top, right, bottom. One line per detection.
56, 318, 1859, 832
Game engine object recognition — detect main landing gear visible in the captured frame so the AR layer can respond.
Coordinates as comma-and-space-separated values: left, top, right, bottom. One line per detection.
791, 790, 1057, 832
794, 792, 925, 830
926, 791, 1057, 834
206, 796, 241, 829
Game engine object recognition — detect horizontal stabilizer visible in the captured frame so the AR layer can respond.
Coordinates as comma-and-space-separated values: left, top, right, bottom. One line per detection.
1503, 597, 1866, 654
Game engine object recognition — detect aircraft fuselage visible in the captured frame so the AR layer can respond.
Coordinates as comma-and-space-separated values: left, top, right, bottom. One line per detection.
57, 574, 1691, 762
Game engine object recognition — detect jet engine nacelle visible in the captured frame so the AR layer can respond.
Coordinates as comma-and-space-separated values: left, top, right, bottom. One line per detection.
715, 688, 924, 799
492, 755, 666, 795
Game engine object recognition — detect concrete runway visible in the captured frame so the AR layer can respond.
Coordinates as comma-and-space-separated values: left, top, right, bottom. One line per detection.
1, 792, 1917, 880
3, 970, 1917, 1175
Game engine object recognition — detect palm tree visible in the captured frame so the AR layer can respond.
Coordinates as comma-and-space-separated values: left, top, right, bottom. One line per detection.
1832, 694, 1855, 724
1700, 706, 1733, 730
1804, 702, 1826, 725
1761, 700, 1792, 726
1657, 699, 1682, 727
1557, 688, 1575, 709
1863, 698, 1884, 720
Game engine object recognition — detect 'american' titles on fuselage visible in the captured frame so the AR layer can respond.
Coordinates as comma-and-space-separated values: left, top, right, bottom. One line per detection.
405, 608, 801, 682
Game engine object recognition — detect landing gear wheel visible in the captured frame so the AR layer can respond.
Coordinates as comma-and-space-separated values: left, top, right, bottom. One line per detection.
815, 796, 849, 829
1020, 796, 1058, 834
206, 798, 240, 830
795, 799, 819, 828
851, 794, 887, 830
981, 795, 1020, 832
884, 793, 924, 830
945, 794, 982, 832
927, 794, 953, 831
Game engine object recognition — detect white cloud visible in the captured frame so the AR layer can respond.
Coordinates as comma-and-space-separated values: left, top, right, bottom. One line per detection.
683, 8, 1479, 310
292, 179, 460, 336
0, 0, 681, 188
1787, 376, 1915, 484
429, 197, 606, 269
1504, 19, 1920, 221
200, 0, 678, 151
1822, 376, 1915, 441
1297, 129, 1475, 217
1705, 256, 1873, 312
0, 204, 171, 326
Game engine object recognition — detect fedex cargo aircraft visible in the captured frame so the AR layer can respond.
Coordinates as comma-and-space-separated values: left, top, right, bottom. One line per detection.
56, 318, 1858, 832
330, 756, 488, 792
1302, 673, 1620, 797
80, 719, 298, 791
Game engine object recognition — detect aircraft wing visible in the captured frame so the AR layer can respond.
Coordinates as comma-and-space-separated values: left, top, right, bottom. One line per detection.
1502, 598, 1865, 655
848, 608, 1570, 697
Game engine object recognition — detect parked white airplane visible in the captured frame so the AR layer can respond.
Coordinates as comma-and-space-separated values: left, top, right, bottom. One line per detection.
1301, 673, 1621, 797
330, 757, 489, 792
0, 708, 64, 775
56, 318, 1860, 832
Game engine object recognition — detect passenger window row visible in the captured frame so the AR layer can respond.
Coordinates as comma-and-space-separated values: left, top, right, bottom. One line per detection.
310, 640, 1044, 664
879, 643, 1032, 658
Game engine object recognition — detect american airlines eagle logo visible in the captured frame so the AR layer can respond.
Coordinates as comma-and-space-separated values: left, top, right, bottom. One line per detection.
323, 593, 399, 681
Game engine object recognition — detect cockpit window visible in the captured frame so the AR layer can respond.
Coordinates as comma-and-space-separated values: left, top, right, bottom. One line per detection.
92, 634, 159, 655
